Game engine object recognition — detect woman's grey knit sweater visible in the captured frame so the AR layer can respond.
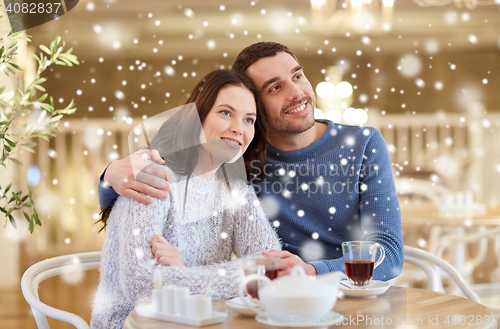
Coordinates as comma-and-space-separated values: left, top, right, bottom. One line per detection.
91, 170, 281, 328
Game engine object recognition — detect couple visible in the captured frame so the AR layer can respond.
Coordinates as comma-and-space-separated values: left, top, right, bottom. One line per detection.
92, 42, 404, 327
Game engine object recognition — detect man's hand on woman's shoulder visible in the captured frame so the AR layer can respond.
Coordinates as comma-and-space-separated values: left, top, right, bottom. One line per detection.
103, 149, 172, 205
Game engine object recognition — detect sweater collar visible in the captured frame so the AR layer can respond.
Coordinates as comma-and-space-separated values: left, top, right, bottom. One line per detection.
266, 119, 335, 160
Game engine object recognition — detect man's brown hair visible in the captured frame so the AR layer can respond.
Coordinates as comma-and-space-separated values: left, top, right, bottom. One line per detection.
232, 41, 298, 76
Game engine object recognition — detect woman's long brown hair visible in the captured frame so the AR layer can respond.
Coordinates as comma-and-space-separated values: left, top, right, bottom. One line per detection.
97, 70, 267, 232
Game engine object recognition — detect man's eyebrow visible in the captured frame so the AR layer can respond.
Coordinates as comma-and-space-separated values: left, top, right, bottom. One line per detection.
260, 77, 279, 92
260, 65, 304, 91
292, 65, 303, 74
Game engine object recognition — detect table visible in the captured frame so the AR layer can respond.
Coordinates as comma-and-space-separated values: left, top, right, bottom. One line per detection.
123, 287, 496, 329
400, 206, 500, 227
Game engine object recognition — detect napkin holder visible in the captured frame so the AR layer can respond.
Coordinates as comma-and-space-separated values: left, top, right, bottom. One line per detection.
144, 272, 227, 327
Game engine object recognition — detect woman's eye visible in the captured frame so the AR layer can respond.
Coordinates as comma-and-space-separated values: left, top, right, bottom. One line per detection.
221, 110, 231, 116
246, 118, 255, 124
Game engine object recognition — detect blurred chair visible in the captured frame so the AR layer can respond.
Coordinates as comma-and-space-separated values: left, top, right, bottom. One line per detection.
432, 226, 500, 283
21, 251, 101, 329
395, 175, 451, 251
396, 175, 489, 286
403, 245, 480, 303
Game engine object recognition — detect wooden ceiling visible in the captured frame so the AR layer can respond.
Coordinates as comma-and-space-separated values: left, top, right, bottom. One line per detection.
23, 0, 500, 59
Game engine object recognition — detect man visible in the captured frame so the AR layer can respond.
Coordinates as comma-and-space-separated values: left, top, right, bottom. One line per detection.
99, 42, 403, 279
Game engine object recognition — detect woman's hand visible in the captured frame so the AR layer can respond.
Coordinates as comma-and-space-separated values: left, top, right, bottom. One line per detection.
151, 235, 185, 267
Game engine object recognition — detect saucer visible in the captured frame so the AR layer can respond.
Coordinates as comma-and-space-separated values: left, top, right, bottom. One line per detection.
255, 311, 344, 328
225, 297, 258, 317
339, 279, 390, 298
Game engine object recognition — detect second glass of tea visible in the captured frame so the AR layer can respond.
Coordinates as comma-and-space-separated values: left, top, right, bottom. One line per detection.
341, 241, 385, 287
241, 254, 280, 299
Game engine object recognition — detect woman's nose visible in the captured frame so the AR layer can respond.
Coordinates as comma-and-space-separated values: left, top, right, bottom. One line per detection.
230, 121, 243, 135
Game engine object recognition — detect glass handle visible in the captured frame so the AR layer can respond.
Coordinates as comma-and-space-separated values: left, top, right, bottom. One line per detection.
257, 264, 266, 276
374, 243, 386, 269
238, 274, 271, 312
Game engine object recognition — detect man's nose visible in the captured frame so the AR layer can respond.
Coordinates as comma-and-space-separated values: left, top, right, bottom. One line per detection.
287, 81, 304, 100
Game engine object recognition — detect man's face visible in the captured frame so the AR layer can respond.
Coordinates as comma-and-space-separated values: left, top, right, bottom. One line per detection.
246, 52, 316, 136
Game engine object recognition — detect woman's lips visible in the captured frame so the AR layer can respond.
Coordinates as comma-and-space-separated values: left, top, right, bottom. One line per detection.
220, 137, 241, 149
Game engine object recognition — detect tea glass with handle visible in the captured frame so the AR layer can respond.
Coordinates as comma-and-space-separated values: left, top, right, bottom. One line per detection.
341, 241, 385, 287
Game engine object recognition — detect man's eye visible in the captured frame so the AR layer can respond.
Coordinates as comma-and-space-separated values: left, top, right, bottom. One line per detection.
294, 74, 302, 80
270, 85, 280, 92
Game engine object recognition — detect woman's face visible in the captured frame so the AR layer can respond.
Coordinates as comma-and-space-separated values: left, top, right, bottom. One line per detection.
200, 85, 257, 164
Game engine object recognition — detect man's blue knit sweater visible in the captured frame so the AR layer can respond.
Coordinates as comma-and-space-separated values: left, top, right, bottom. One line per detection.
251, 120, 403, 279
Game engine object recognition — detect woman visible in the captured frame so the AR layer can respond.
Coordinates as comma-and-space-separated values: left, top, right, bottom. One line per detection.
91, 70, 281, 328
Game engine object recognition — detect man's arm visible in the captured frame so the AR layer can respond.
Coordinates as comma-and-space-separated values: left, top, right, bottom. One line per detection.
308, 129, 404, 279
271, 129, 404, 280
98, 149, 171, 209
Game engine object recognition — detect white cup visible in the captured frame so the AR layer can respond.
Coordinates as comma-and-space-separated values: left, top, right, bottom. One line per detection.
173, 286, 190, 316
162, 285, 175, 314
185, 295, 212, 319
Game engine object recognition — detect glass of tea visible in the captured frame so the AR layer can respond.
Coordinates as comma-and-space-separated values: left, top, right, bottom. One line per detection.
241, 254, 281, 299
341, 241, 385, 287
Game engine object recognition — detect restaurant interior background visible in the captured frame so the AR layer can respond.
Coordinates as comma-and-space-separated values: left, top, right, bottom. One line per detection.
1, 0, 500, 327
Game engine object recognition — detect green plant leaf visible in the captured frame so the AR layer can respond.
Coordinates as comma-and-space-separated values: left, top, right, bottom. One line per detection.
21, 146, 34, 153
49, 114, 63, 123
23, 211, 30, 222
4, 138, 15, 147
34, 84, 46, 92
34, 209, 41, 226
38, 93, 48, 103
9, 215, 16, 229
39, 45, 51, 55
28, 216, 34, 233
12, 191, 21, 202
23, 141, 37, 148
38, 103, 54, 112
9, 158, 22, 165
28, 185, 33, 199
4, 183, 12, 194
8, 62, 22, 71
35, 77, 47, 85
